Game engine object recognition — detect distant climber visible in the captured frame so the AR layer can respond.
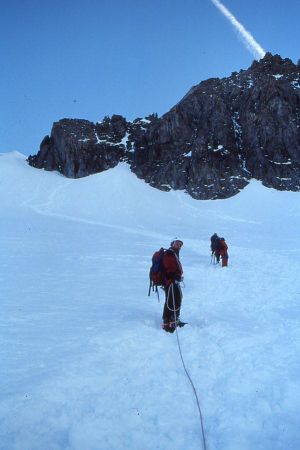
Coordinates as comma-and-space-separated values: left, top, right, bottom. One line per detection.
219, 238, 229, 267
210, 233, 221, 263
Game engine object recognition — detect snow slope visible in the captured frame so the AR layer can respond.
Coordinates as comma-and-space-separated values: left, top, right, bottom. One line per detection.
1, 152, 300, 450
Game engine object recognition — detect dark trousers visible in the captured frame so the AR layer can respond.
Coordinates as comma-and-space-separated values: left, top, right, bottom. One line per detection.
162, 282, 182, 323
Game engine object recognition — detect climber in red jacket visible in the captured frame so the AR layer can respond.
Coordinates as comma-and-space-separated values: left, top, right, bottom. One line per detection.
162, 239, 184, 332
219, 238, 229, 267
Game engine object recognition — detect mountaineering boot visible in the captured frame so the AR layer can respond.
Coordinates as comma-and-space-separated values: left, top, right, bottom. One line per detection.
162, 317, 187, 332
175, 316, 187, 327
162, 320, 175, 333
166, 322, 176, 333
162, 320, 169, 331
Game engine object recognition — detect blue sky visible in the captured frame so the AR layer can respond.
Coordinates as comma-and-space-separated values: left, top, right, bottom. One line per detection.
1, 0, 299, 156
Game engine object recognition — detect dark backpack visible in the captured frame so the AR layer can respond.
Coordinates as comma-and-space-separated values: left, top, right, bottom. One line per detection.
211, 236, 221, 253
148, 248, 166, 299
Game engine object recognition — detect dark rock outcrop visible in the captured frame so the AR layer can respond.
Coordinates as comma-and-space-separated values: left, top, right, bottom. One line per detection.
28, 115, 127, 178
28, 53, 300, 199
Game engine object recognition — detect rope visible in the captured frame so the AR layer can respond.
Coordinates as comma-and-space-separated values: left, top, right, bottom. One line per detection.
170, 283, 207, 450
166, 283, 180, 312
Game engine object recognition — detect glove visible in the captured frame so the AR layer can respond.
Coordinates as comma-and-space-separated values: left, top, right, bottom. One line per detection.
175, 277, 184, 286
174, 275, 184, 282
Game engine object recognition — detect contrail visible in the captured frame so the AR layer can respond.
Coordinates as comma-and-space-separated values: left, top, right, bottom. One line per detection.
211, 0, 265, 59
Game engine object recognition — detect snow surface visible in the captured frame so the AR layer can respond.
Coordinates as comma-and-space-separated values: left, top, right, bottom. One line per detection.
1, 152, 300, 450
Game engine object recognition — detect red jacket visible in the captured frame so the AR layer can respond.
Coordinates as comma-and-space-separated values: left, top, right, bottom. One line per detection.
219, 240, 228, 257
162, 248, 183, 285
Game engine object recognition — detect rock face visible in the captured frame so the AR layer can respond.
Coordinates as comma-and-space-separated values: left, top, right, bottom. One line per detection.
29, 115, 127, 178
28, 53, 300, 199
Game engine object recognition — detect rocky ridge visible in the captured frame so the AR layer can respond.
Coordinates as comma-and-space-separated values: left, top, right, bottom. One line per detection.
28, 53, 300, 199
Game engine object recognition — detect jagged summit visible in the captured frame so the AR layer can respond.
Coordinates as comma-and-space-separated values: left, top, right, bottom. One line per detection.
250, 52, 297, 74
28, 54, 300, 199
